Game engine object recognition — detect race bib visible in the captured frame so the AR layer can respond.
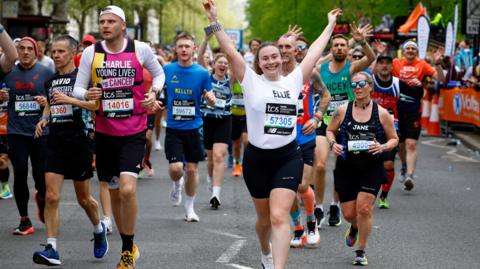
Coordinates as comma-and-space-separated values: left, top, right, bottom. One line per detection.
327, 100, 348, 115
264, 103, 296, 135
102, 89, 134, 119
50, 104, 73, 118
15, 101, 40, 116
231, 95, 244, 107
172, 99, 195, 121
348, 140, 374, 152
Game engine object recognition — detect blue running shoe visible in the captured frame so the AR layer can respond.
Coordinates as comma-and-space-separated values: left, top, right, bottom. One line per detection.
345, 226, 358, 247
353, 249, 368, 266
92, 222, 109, 258
33, 244, 61, 266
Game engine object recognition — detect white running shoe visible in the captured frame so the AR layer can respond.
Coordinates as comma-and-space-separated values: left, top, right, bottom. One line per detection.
170, 177, 184, 206
290, 229, 306, 248
306, 220, 320, 246
102, 217, 113, 235
261, 250, 274, 269
161, 120, 167, 127
185, 210, 200, 222
154, 140, 162, 151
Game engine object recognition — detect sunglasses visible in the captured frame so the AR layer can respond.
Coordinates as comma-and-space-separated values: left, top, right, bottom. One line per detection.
351, 80, 369, 88
352, 54, 364, 59
297, 44, 307, 51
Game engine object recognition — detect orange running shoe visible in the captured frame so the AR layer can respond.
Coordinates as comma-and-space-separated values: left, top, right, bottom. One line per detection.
232, 164, 242, 177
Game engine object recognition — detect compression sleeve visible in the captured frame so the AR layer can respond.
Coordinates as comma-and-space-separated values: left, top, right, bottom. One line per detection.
73, 45, 94, 100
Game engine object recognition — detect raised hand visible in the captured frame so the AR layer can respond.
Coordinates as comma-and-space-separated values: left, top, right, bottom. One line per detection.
203, 0, 217, 22
373, 39, 387, 55
350, 22, 372, 42
284, 25, 303, 39
328, 8, 342, 24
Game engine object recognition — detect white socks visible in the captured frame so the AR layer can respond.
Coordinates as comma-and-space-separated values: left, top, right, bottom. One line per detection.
184, 194, 195, 213
94, 222, 103, 234
212, 186, 221, 199
47, 238, 57, 250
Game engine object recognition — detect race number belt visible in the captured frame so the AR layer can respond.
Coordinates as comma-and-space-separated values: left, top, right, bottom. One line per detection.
102, 89, 134, 119
15, 93, 41, 116
264, 103, 296, 135
172, 99, 195, 121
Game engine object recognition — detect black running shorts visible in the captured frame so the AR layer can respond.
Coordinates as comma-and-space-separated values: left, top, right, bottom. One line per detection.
243, 141, 303, 199
299, 139, 316, 166
203, 116, 232, 150
398, 111, 421, 142
315, 120, 327, 136
381, 146, 398, 162
45, 133, 93, 181
164, 127, 204, 163
333, 158, 386, 203
231, 115, 247, 141
95, 130, 146, 182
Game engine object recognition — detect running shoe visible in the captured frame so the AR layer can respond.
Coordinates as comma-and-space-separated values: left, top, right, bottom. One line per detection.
13, 217, 34, 235
328, 204, 342, 227
345, 226, 358, 247
404, 176, 414, 191
306, 220, 320, 246
353, 249, 368, 266
260, 250, 274, 269
377, 197, 390, 209
232, 164, 242, 177
185, 210, 200, 222
314, 207, 325, 229
161, 120, 167, 128
227, 155, 234, 168
210, 196, 221, 210
132, 242, 140, 261
0, 184, 12, 199
92, 222, 109, 259
116, 250, 135, 269
34, 191, 45, 223
399, 165, 407, 183
290, 229, 307, 248
33, 244, 61, 266
154, 140, 162, 151
102, 217, 113, 235
169, 177, 184, 206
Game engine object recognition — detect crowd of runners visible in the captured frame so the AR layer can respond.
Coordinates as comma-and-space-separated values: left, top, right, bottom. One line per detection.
0, 1, 451, 268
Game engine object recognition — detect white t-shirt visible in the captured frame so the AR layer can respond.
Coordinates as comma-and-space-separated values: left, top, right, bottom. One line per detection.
241, 67, 304, 149
73, 38, 165, 99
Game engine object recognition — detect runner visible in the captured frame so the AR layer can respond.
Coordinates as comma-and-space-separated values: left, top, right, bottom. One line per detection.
392, 40, 444, 191
230, 70, 247, 178
316, 26, 375, 227
32, 35, 108, 266
326, 71, 398, 266
1, 36, 54, 235
0, 23, 18, 200
73, 5, 165, 269
203, 1, 340, 267
372, 55, 402, 208
163, 31, 215, 221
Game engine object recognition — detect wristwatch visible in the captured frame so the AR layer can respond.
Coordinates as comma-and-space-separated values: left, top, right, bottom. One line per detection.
204, 21, 222, 36
329, 140, 336, 150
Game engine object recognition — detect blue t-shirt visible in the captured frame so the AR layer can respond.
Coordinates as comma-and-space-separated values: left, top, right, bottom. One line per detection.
0, 63, 54, 136
202, 74, 232, 119
164, 62, 212, 130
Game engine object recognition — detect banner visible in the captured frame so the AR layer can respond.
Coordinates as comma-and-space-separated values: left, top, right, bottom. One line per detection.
417, 16, 430, 59
445, 22, 453, 56
224, 29, 243, 50
439, 88, 480, 127
398, 2, 427, 33
452, 3, 459, 54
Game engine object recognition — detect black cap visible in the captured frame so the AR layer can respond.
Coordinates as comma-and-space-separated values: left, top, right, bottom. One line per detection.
377, 54, 393, 62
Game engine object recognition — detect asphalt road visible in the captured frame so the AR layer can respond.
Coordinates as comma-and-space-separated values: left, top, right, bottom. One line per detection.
1, 136, 479, 269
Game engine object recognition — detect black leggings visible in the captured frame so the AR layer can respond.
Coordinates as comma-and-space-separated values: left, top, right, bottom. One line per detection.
8, 134, 46, 217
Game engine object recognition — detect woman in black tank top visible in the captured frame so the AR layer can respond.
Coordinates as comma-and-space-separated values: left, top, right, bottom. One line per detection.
325, 71, 398, 265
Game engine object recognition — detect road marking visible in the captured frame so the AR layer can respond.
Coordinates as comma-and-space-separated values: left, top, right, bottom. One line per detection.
205, 229, 245, 239
228, 263, 253, 269
422, 138, 480, 163
216, 239, 246, 263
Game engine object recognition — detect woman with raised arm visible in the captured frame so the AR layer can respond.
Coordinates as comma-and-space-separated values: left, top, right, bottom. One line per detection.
202, 1, 341, 268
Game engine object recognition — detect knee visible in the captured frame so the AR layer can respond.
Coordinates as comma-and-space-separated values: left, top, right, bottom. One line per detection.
314, 160, 326, 174
119, 184, 135, 200
406, 141, 417, 151
269, 209, 288, 228
212, 151, 226, 165
357, 203, 373, 219
46, 191, 60, 206
185, 166, 197, 179
169, 165, 184, 178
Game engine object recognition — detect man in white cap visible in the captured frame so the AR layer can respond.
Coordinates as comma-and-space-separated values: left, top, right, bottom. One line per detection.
392, 40, 444, 191
73, 5, 165, 269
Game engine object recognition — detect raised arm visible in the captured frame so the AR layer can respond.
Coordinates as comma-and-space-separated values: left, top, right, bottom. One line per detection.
197, 35, 211, 69
203, 0, 246, 82
0, 24, 18, 73
349, 23, 375, 74
300, 9, 342, 82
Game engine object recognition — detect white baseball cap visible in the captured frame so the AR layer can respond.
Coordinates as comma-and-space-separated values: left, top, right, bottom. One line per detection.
100, 5, 126, 22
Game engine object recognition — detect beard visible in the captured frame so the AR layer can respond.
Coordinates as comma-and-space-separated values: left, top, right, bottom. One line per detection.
333, 52, 346, 62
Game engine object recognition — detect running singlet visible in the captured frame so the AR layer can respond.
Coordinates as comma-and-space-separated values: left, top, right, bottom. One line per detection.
338, 102, 385, 165
91, 39, 146, 136
45, 69, 86, 135
163, 62, 212, 130
392, 58, 435, 113
241, 67, 303, 149
0, 64, 54, 136
230, 81, 246, 116
202, 74, 232, 119
296, 80, 315, 145
372, 75, 400, 130
0, 82, 8, 135
320, 61, 354, 125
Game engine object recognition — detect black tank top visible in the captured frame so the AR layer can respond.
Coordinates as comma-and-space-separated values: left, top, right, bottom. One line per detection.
338, 101, 385, 166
